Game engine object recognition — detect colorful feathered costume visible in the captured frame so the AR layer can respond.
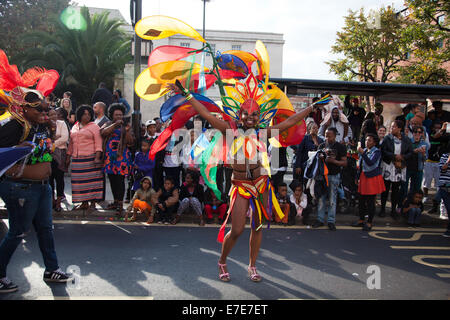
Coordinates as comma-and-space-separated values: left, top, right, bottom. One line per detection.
0, 50, 59, 141
133, 16, 330, 242
0, 50, 59, 165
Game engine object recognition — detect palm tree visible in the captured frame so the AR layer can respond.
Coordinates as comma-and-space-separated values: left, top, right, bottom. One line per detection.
16, 6, 132, 103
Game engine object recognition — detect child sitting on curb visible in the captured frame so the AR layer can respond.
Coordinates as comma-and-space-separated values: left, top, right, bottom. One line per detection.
288, 180, 308, 225
204, 187, 227, 224
275, 183, 290, 226
173, 171, 205, 226
154, 177, 180, 225
125, 176, 156, 224
402, 190, 424, 227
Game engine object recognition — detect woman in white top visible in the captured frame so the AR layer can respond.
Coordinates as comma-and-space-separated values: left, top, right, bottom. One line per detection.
379, 120, 413, 218
49, 108, 70, 212
60, 98, 76, 127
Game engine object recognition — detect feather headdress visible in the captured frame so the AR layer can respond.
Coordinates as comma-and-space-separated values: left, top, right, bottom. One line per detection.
0, 49, 59, 141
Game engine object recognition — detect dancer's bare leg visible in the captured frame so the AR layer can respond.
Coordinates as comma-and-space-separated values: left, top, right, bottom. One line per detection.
249, 228, 262, 267
249, 190, 268, 267
218, 194, 249, 273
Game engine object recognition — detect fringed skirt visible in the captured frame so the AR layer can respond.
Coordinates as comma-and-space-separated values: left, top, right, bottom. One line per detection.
71, 154, 104, 203
217, 175, 284, 243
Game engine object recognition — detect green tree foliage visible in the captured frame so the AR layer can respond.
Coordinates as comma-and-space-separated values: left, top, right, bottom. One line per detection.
0, 0, 70, 59
406, 0, 449, 33
397, 1, 450, 84
396, 21, 449, 84
16, 6, 132, 104
326, 7, 407, 83
328, 4, 449, 85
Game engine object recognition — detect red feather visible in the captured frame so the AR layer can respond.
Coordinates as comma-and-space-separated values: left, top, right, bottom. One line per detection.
36, 69, 59, 97
0, 50, 59, 96
0, 50, 23, 90
21, 67, 48, 87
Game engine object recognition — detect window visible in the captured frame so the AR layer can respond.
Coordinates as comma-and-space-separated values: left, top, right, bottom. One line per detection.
142, 40, 153, 57
232, 44, 241, 51
180, 42, 190, 48
437, 15, 445, 25
405, 51, 411, 60
437, 39, 444, 49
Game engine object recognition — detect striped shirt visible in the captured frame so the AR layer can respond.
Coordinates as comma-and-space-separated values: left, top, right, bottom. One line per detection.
438, 153, 450, 187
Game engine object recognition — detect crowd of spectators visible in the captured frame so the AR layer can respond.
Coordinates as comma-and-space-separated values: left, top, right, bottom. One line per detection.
42, 87, 450, 236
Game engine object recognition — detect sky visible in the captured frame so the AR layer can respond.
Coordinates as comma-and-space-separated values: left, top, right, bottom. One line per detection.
74, 0, 405, 80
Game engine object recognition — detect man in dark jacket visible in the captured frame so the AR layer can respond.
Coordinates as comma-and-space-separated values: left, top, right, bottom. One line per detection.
91, 82, 113, 109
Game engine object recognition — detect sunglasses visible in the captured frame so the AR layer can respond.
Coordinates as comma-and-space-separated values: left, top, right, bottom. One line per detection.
34, 106, 50, 113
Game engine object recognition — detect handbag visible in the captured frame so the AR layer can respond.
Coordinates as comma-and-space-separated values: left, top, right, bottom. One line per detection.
53, 148, 68, 172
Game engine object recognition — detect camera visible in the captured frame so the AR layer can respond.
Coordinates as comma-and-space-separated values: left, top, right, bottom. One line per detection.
122, 116, 131, 126
324, 148, 336, 158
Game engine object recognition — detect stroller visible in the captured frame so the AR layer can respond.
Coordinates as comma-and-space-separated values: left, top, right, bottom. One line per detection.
340, 152, 359, 215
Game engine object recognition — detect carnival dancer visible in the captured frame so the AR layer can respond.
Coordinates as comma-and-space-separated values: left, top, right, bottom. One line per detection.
133, 16, 329, 283
167, 81, 316, 282
0, 50, 73, 293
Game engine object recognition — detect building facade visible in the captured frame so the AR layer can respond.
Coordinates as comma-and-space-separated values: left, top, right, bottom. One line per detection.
126, 30, 285, 121
88, 7, 285, 122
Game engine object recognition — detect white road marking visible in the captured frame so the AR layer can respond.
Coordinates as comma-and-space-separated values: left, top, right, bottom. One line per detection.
105, 221, 132, 234
36, 296, 154, 300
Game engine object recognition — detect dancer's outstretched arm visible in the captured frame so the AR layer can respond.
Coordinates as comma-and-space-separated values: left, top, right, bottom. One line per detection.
267, 105, 315, 138
167, 82, 230, 134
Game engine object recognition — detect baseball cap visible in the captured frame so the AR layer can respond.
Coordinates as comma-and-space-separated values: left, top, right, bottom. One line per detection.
146, 120, 156, 126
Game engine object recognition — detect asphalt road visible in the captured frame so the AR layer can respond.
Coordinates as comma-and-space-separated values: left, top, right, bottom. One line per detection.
0, 219, 449, 301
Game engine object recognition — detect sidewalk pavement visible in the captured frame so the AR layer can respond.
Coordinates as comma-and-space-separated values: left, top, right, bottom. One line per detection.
0, 173, 448, 228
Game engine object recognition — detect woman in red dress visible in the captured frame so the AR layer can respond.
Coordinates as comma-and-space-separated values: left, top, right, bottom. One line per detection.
353, 133, 386, 231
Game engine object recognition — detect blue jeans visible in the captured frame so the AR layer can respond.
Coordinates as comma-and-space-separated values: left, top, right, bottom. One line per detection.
400, 170, 423, 205
434, 187, 442, 203
407, 207, 422, 225
317, 174, 340, 224
0, 180, 59, 278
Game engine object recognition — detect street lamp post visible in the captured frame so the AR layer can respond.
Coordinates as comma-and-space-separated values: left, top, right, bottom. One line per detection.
131, 0, 142, 148
202, 0, 210, 40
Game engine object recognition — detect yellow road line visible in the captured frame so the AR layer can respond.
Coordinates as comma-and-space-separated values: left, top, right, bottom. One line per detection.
412, 255, 450, 268
369, 231, 443, 241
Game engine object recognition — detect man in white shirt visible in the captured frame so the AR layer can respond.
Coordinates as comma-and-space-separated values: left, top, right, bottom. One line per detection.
163, 133, 184, 187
